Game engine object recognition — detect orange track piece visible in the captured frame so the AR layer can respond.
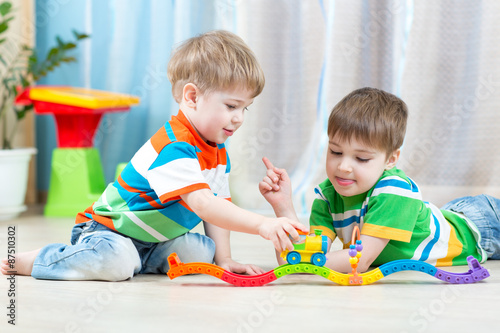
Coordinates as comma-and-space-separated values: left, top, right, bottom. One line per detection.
167, 253, 225, 280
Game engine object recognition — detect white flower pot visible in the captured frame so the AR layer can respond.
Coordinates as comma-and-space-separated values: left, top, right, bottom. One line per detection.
0, 147, 37, 221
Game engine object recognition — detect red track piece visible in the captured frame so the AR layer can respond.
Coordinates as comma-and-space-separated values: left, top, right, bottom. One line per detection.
221, 271, 277, 287
167, 253, 277, 286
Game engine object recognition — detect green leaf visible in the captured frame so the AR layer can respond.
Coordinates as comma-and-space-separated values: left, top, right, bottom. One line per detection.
9, 85, 17, 96
19, 74, 29, 87
16, 104, 34, 121
56, 36, 64, 47
62, 42, 76, 50
15, 107, 26, 120
0, 21, 8, 34
0, 37, 5, 44
61, 56, 76, 63
28, 54, 37, 65
0, 54, 6, 66
47, 47, 59, 57
0, 2, 12, 16
72, 29, 90, 40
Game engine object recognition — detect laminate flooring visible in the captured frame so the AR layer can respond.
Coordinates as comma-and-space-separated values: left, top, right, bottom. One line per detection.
1, 206, 499, 333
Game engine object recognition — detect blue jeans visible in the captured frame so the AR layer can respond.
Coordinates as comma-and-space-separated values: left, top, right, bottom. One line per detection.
31, 221, 215, 281
441, 194, 500, 260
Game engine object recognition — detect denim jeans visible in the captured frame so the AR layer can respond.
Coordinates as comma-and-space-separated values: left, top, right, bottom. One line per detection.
441, 194, 500, 260
32, 221, 215, 281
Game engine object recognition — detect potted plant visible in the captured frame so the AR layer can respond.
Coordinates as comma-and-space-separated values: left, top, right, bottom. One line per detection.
0, 1, 89, 220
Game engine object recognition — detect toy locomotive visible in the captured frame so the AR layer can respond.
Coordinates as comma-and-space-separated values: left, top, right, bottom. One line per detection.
280, 229, 328, 266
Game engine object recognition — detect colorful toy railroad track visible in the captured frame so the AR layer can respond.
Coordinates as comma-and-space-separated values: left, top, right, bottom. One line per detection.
167, 253, 490, 287
167, 226, 489, 286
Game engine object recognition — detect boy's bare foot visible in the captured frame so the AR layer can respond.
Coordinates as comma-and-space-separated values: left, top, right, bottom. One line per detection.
0, 249, 41, 276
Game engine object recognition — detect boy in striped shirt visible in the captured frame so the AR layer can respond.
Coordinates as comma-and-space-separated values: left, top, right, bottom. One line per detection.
1, 31, 307, 281
260, 87, 500, 273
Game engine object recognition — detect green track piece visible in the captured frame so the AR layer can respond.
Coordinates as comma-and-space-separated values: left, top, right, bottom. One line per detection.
273, 263, 332, 279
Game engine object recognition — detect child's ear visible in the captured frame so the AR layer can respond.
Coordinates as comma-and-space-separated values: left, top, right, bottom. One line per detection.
385, 149, 400, 170
183, 83, 199, 108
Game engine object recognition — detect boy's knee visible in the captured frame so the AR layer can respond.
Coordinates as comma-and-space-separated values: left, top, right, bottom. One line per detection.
174, 233, 215, 264
94, 238, 141, 281
192, 235, 216, 263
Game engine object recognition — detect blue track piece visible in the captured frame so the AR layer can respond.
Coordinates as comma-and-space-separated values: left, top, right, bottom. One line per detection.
378, 256, 489, 284
379, 260, 437, 277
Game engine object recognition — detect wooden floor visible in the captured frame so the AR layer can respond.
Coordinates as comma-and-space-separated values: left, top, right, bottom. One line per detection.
1, 206, 500, 333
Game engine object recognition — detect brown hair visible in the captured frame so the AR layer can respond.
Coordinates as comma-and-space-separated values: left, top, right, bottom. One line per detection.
327, 87, 408, 156
167, 30, 265, 102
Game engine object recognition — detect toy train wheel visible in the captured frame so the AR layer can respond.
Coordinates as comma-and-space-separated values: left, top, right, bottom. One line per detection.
311, 253, 326, 267
287, 251, 301, 265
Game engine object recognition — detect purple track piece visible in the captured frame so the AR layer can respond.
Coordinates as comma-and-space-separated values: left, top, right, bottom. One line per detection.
434, 256, 490, 284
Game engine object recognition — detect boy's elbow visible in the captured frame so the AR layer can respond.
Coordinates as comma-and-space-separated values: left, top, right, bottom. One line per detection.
358, 257, 376, 273
181, 190, 215, 220
357, 263, 371, 273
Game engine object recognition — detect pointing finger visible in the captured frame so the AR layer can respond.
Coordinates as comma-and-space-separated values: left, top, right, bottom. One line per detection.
262, 156, 275, 171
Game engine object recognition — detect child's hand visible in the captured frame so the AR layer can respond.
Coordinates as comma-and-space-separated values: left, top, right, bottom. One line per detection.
258, 217, 308, 252
259, 157, 293, 210
217, 258, 266, 275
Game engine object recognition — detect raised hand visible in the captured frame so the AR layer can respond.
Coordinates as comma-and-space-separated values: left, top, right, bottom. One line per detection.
258, 157, 293, 206
258, 156, 300, 223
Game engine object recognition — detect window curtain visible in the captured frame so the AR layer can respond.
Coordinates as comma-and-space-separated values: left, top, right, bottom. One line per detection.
35, 0, 500, 218
398, 0, 500, 206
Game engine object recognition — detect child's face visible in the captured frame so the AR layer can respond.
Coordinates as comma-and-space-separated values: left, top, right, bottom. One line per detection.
326, 135, 399, 197
190, 86, 254, 144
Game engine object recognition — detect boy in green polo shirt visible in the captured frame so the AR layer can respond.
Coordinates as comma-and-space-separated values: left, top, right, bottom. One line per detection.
260, 87, 499, 273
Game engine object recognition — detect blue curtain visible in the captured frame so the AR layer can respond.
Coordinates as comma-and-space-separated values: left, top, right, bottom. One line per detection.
35, 0, 225, 190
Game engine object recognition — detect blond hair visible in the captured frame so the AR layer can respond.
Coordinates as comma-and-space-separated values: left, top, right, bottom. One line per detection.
167, 30, 265, 102
327, 87, 408, 156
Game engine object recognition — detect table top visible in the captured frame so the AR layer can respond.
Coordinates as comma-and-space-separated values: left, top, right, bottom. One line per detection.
22, 86, 140, 110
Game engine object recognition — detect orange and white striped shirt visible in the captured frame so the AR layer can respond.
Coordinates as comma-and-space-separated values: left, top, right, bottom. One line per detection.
76, 110, 231, 242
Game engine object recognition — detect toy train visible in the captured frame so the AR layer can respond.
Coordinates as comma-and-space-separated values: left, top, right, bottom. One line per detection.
280, 229, 328, 266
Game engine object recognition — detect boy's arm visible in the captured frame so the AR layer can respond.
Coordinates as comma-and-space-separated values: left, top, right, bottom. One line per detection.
325, 235, 389, 273
180, 189, 307, 253
259, 157, 301, 264
203, 222, 265, 275
259, 157, 298, 220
